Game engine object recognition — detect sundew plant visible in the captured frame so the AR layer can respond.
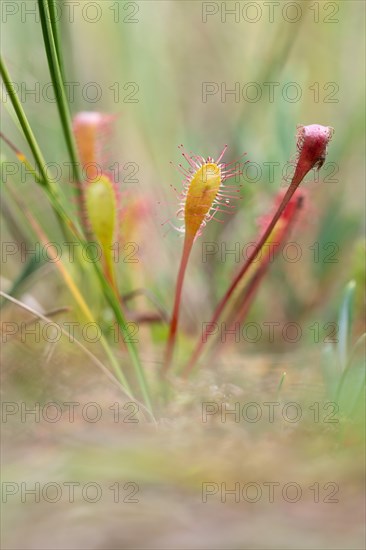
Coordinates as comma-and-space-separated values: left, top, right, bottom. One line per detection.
1, 1, 365, 549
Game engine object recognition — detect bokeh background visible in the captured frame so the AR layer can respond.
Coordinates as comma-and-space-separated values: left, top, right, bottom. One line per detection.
1, 1, 365, 549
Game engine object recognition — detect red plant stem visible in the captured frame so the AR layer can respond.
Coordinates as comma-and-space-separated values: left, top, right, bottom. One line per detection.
206, 265, 266, 364
162, 235, 194, 375
233, 195, 303, 327
182, 168, 309, 377
232, 264, 270, 327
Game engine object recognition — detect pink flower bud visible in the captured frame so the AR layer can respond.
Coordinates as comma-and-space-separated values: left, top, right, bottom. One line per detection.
293, 124, 334, 183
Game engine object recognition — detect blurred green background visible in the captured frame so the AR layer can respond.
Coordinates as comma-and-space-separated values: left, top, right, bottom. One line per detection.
2, 0, 365, 338
1, 1, 365, 549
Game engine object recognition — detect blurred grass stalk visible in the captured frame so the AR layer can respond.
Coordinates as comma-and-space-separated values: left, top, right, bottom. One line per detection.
0, 3, 153, 413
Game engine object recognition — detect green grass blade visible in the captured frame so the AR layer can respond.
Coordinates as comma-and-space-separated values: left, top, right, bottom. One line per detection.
37, 0, 81, 186
47, 0, 65, 81
338, 280, 356, 370
1, 57, 54, 190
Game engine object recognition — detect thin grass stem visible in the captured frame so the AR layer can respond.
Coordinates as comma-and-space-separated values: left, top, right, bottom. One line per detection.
37, 0, 82, 187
